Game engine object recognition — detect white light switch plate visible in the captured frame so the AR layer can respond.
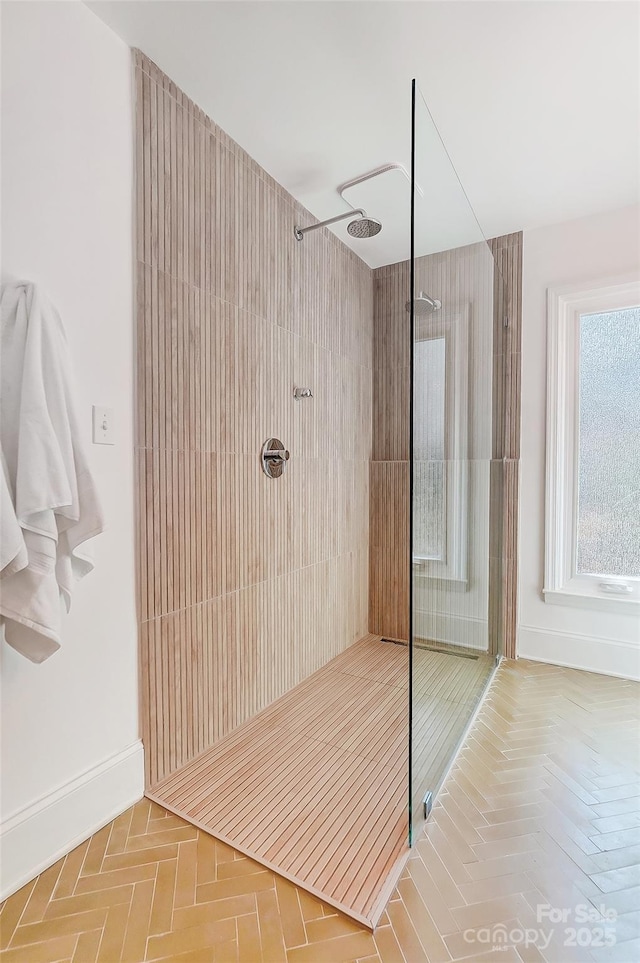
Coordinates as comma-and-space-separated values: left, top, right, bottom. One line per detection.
92, 406, 115, 445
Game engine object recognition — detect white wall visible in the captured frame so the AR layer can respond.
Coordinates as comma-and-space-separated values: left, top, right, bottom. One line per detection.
0, 1, 142, 898
519, 205, 640, 679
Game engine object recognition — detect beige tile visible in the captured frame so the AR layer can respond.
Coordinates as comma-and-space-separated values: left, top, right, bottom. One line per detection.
96, 902, 130, 963
287, 931, 377, 963
395, 876, 451, 960
44, 885, 133, 920
385, 899, 431, 962
146, 917, 236, 960
0, 879, 36, 950
456, 873, 533, 906
10, 908, 108, 947
148, 858, 177, 936
373, 924, 405, 963
236, 911, 263, 963
304, 912, 369, 943
52, 842, 91, 901
1, 933, 79, 963
73, 927, 102, 963
19, 861, 65, 925
196, 872, 274, 904
590, 864, 640, 894
470, 835, 543, 861
172, 894, 256, 931
256, 889, 287, 963
274, 876, 306, 949
120, 879, 155, 963
74, 863, 156, 896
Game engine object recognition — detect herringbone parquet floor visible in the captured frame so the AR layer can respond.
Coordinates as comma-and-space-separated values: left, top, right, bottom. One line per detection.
2, 658, 639, 962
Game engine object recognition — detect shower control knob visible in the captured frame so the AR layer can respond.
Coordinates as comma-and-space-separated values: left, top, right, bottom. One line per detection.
264, 448, 290, 462
261, 438, 290, 478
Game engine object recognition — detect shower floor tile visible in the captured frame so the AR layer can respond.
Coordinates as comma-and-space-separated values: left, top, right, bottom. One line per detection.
148, 635, 492, 928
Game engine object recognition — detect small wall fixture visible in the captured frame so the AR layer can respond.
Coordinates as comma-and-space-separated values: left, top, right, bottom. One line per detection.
293, 387, 313, 400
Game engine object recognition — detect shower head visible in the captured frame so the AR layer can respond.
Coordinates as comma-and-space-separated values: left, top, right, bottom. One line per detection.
405, 292, 442, 316
294, 208, 382, 242
346, 216, 382, 239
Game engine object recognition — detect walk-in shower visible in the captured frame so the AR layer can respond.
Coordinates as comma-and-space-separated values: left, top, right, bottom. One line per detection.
294, 207, 382, 240
134, 52, 506, 930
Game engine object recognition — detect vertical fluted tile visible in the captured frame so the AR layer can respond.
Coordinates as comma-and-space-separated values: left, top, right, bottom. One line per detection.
370, 238, 521, 657
134, 52, 374, 787
488, 232, 522, 658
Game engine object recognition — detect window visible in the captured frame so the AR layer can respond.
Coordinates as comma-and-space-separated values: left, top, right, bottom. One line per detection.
545, 276, 640, 612
413, 306, 469, 582
413, 337, 446, 561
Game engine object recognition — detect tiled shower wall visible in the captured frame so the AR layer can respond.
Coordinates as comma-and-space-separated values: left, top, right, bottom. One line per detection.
134, 52, 373, 787
369, 237, 522, 657
488, 232, 523, 661
369, 261, 411, 641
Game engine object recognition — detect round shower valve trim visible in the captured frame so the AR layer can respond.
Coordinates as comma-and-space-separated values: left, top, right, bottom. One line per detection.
261, 438, 290, 478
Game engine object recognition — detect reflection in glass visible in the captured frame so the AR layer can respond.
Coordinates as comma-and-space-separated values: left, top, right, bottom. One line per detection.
414, 337, 445, 561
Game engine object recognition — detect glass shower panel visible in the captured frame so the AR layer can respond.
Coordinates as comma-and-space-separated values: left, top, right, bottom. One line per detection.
409, 81, 505, 841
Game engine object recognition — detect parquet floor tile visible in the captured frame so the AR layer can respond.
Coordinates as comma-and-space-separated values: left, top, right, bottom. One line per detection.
2, 659, 639, 961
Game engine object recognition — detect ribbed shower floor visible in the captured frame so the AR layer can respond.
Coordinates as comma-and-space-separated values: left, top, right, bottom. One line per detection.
147, 635, 491, 928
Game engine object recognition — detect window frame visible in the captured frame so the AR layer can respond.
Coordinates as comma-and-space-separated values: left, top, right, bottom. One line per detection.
413, 304, 469, 584
544, 274, 640, 613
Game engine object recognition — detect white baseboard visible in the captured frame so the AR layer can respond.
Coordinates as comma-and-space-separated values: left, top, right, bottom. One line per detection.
0, 740, 144, 901
518, 625, 640, 681
414, 610, 488, 651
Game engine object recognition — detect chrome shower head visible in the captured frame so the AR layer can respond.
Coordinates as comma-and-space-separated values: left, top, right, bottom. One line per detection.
294, 208, 382, 242
405, 292, 442, 316
347, 216, 383, 239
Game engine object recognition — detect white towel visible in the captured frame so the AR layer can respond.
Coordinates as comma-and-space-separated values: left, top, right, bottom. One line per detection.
0, 282, 105, 662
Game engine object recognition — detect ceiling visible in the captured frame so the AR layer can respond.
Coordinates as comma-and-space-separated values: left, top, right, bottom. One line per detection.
88, 1, 640, 268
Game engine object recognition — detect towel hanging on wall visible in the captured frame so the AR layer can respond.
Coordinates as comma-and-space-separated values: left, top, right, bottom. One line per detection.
0, 282, 105, 663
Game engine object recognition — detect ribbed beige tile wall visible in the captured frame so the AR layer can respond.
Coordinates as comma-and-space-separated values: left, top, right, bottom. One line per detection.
370, 260, 411, 641
488, 232, 523, 659
134, 51, 373, 788
370, 237, 522, 657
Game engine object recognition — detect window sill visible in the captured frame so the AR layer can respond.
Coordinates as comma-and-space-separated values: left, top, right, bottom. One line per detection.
543, 588, 640, 616
412, 563, 468, 589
